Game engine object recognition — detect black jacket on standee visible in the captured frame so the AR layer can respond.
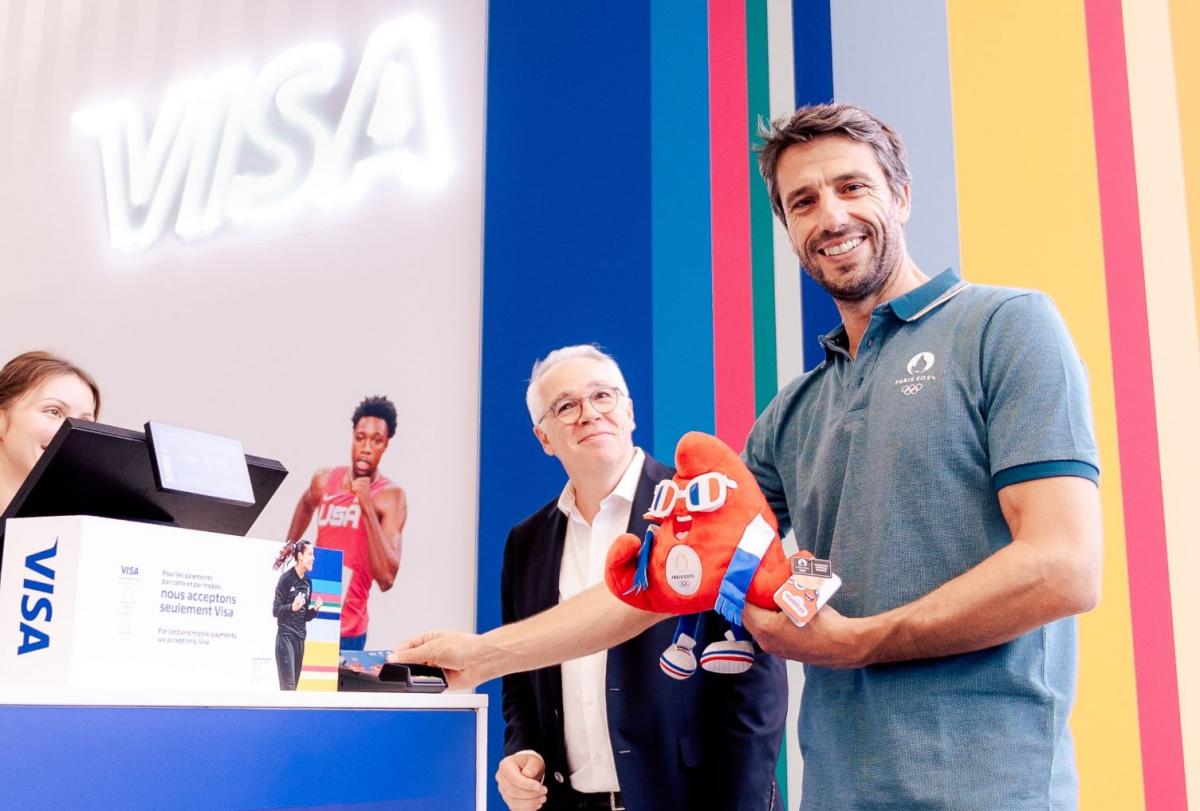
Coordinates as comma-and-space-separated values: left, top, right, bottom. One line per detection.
274, 568, 317, 639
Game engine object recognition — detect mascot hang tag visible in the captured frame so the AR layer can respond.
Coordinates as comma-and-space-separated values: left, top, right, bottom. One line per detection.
774, 553, 842, 628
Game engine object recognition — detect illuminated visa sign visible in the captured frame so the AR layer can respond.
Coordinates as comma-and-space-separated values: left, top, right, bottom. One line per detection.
73, 16, 451, 253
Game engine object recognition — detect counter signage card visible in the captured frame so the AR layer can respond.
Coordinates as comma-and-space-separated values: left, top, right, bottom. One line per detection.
0, 516, 341, 693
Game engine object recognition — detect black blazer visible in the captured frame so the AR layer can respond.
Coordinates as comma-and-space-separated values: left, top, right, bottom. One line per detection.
500, 453, 787, 810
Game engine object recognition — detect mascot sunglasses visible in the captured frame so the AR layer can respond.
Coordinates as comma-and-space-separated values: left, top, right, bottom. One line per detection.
646, 472, 739, 519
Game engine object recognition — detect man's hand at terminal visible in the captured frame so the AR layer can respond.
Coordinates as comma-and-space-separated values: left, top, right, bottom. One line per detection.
495, 751, 547, 810
390, 630, 505, 690
391, 584, 666, 690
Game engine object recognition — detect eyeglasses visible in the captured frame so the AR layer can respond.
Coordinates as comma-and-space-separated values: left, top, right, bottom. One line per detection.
539, 386, 624, 425
645, 472, 738, 519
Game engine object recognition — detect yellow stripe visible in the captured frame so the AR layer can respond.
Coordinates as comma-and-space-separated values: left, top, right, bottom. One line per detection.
301, 639, 340, 668
946, 2, 1142, 808
297, 675, 338, 692
1124, 1, 1200, 804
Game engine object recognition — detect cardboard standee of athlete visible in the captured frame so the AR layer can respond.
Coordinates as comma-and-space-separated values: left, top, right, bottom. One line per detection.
604, 431, 840, 680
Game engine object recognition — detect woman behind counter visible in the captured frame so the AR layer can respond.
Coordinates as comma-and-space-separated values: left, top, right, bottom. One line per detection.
0, 351, 101, 515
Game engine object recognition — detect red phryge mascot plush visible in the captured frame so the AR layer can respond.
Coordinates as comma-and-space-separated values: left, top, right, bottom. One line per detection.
604, 431, 797, 679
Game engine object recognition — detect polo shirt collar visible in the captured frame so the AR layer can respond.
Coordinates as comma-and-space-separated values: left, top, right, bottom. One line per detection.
887, 268, 967, 321
817, 269, 968, 363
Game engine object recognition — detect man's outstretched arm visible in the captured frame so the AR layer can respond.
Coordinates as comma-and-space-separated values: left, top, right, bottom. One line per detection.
391, 583, 667, 689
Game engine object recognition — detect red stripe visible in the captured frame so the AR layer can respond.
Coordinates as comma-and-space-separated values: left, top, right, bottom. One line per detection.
1083, 1, 1186, 805
708, 0, 755, 450
700, 654, 753, 663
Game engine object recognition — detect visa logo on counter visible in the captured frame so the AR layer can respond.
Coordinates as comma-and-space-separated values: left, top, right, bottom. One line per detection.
73, 15, 452, 253
17, 539, 58, 655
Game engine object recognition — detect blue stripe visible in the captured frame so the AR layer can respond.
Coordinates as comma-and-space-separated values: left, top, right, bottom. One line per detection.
715, 546, 764, 627
993, 459, 1100, 490
660, 656, 693, 677
310, 578, 340, 594
651, 0, 714, 459
479, 5, 654, 809
311, 548, 342, 580
790, 0, 842, 371
0, 705, 475, 808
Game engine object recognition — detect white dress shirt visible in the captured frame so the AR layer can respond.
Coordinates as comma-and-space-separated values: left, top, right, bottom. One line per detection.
555, 448, 644, 793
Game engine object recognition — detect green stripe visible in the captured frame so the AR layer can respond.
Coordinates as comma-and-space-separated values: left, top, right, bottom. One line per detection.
745, 6, 788, 802
746, 0, 778, 416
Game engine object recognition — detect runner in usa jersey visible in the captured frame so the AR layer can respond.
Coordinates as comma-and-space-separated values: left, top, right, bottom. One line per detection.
316, 465, 397, 638
287, 395, 407, 649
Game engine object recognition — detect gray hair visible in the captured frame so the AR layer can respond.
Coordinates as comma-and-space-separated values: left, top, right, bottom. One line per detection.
525, 344, 629, 424
757, 103, 912, 222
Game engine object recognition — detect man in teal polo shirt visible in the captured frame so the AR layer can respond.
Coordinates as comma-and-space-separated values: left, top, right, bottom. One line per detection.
392, 103, 1102, 810
739, 103, 1101, 809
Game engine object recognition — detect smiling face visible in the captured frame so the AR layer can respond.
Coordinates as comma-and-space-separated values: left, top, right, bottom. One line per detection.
532, 356, 635, 478
0, 372, 97, 481
296, 543, 316, 575
349, 416, 390, 479
776, 134, 911, 303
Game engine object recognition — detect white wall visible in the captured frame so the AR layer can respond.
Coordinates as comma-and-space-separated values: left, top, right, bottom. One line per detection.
0, 0, 487, 649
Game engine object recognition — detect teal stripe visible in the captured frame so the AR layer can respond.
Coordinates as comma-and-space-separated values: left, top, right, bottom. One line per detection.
651, 0, 714, 459
746, 0, 778, 416
747, 0, 787, 803
993, 460, 1100, 490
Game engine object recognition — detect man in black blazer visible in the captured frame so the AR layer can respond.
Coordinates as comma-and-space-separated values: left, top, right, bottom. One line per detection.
497, 345, 787, 811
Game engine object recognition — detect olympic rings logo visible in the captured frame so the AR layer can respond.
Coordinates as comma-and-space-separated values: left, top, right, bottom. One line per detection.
901, 384, 924, 396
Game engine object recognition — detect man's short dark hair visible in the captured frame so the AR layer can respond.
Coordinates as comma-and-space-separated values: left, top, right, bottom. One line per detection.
351, 395, 397, 438
757, 103, 912, 222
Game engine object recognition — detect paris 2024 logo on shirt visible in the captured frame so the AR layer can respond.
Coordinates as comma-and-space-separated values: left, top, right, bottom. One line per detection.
895, 352, 937, 396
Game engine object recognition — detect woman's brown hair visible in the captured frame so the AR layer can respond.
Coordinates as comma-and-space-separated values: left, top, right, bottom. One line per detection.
0, 351, 101, 418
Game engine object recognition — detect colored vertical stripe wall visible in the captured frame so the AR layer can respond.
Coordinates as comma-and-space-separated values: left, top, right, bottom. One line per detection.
479, 2, 1200, 807
1080, 1, 1179, 807
947, 1, 1147, 807
1120, 1, 1200, 807
480, 6, 653, 809
652, 0, 714, 455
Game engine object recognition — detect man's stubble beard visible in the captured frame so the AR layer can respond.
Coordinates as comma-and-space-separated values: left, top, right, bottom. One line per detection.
800, 214, 905, 304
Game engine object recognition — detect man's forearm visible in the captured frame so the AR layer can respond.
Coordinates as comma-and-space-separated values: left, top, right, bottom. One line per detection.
860, 535, 1098, 665
746, 477, 1102, 669
860, 477, 1101, 665
478, 584, 665, 681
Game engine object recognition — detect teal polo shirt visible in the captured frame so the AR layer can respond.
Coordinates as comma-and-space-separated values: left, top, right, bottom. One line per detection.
744, 270, 1099, 810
